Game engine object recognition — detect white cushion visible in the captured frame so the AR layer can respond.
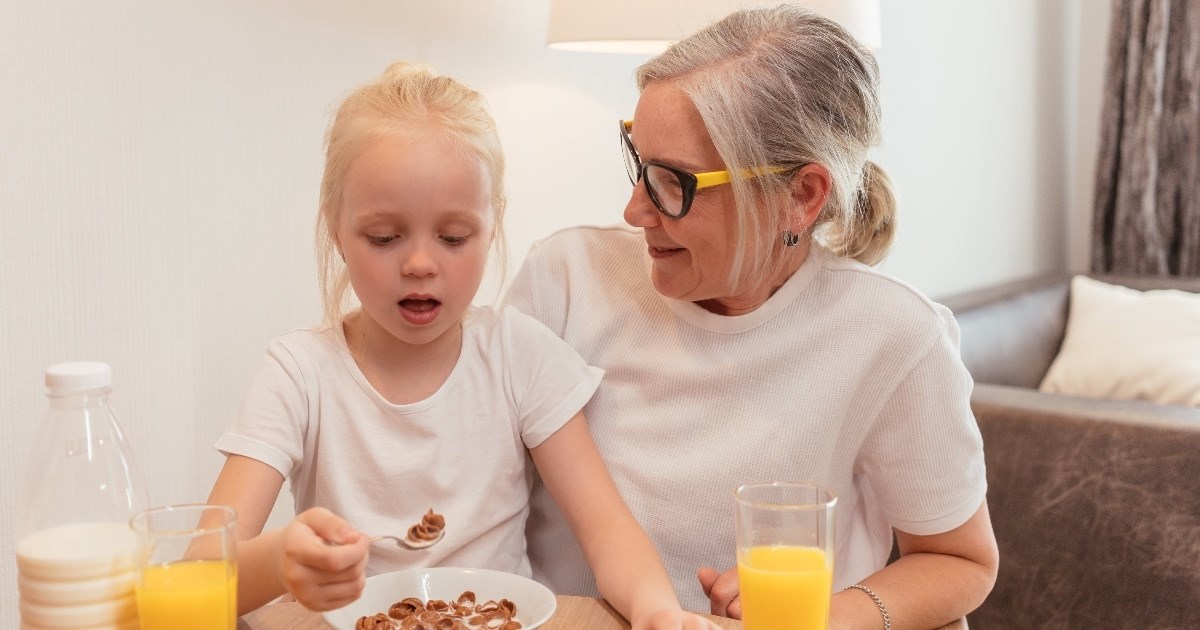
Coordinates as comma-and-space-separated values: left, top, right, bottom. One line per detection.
1039, 275, 1200, 406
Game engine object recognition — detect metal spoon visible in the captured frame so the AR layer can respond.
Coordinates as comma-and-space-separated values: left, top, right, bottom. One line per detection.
369, 530, 445, 551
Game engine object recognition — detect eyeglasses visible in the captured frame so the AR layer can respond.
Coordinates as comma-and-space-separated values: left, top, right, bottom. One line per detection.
619, 119, 786, 219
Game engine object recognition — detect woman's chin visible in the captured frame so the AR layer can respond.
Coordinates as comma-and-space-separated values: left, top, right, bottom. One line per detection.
649, 273, 698, 303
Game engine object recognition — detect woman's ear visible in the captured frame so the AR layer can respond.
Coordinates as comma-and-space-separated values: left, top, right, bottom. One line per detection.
788, 163, 832, 233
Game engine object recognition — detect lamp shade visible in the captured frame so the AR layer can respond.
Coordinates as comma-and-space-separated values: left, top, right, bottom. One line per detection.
547, 0, 881, 54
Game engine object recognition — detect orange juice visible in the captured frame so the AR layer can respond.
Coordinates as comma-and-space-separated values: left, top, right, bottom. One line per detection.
135, 559, 236, 630
738, 545, 832, 630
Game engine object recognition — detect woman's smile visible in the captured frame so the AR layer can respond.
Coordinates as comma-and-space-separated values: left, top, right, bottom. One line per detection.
647, 243, 686, 259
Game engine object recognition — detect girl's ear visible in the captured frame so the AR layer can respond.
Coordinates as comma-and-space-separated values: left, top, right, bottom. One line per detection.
787, 163, 832, 234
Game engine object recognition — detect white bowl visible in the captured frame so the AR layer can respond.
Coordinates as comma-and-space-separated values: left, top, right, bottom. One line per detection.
322, 567, 557, 630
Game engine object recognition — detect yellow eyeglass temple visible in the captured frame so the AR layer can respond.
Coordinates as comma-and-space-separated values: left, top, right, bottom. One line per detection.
622, 120, 785, 190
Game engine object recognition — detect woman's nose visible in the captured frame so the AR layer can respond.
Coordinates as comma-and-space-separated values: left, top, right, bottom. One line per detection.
623, 181, 662, 228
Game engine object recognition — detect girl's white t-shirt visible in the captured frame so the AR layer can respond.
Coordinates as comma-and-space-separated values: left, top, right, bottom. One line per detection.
215, 305, 604, 577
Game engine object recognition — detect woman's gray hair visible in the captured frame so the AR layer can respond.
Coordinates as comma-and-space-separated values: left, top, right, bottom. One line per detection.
636, 4, 896, 286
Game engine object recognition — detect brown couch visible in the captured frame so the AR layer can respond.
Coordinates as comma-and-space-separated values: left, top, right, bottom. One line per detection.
938, 274, 1200, 629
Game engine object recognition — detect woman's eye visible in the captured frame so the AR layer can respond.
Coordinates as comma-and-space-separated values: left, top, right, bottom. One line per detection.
367, 235, 396, 246
441, 235, 469, 246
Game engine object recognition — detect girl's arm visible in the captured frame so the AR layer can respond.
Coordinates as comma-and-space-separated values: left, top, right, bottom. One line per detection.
206, 454, 370, 614
530, 413, 718, 630
700, 500, 999, 629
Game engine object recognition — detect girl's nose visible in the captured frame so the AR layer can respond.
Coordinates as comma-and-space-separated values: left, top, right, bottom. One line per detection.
623, 181, 662, 229
402, 241, 437, 277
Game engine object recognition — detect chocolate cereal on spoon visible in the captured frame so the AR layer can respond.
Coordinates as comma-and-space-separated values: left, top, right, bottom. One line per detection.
370, 509, 445, 551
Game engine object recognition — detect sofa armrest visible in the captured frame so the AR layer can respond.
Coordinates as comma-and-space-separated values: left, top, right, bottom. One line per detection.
971, 382, 1200, 426
968, 384, 1200, 628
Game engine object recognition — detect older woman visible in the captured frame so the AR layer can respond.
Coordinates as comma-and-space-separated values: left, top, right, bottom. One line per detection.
506, 5, 998, 629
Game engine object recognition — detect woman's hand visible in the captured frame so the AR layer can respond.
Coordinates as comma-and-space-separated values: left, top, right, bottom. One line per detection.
632, 609, 723, 629
697, 566, 741, 619
274, 507, 369, 611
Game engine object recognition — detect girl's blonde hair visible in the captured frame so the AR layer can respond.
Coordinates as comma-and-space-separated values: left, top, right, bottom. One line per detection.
636, 5, 896, 288
315, 62, 508, 325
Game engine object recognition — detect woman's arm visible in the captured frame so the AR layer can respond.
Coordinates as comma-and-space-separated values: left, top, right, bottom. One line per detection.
530, 413, 717, 630
206, 454, 369, 614
831, 500, 997, 630
700, 500, 998, 629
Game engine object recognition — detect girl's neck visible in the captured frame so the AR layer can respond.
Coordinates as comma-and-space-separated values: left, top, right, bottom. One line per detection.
343, 311, 463, 405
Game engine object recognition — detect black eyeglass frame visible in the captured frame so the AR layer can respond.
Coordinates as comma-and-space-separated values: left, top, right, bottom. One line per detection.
620, 120, 792, 220
620, 119, 725, 220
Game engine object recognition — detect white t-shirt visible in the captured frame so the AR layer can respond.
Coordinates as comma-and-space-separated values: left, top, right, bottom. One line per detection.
505, 225, 986, 612
215, 305, 604, 577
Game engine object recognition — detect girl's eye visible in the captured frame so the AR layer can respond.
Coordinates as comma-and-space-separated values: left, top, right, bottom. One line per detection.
441, 235, 469, 246
368, 235, 396, 246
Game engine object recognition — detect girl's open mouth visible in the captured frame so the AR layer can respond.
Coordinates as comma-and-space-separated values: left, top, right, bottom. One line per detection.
398, 298, 441, 325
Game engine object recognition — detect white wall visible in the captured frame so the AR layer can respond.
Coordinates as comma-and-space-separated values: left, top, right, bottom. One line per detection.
874, 0, 1074, 293
0, 1, 1104, 623
1067, 0, 1113, 271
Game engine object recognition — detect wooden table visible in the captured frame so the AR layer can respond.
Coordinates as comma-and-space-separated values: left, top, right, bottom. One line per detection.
239, 596, 968, 629
239, 595, 741, 629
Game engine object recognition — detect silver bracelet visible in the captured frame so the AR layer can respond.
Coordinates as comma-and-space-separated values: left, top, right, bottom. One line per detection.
843, 583, 892, 630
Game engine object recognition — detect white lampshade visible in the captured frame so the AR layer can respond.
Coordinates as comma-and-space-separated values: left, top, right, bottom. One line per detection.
547, 0, 882, 54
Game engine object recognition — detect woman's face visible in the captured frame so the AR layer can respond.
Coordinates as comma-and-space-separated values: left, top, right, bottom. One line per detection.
623, 80, 778, 315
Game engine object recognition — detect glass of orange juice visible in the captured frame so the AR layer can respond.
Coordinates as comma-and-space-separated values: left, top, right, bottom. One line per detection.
736, 482, 836, 630
129, 504, 237, 630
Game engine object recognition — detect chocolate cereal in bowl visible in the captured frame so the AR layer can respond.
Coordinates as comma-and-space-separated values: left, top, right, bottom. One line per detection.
322, 567, 557, 630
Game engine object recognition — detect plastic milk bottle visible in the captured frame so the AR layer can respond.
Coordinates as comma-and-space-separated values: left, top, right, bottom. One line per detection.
16, 362, 150, 630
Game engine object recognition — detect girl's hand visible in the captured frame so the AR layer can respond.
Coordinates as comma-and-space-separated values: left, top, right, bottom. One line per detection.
632, 609, 723, 630
274, 507, 369, 611
697, 566, 741, 619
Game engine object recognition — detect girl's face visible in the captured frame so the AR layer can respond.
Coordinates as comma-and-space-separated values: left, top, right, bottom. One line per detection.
337, 131, 494, 349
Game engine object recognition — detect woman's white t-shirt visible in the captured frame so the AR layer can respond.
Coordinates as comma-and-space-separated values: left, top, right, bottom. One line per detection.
505, 225, 986, 612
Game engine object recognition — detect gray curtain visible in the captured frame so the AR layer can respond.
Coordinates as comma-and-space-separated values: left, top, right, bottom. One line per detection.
1093, 0, 1200, 276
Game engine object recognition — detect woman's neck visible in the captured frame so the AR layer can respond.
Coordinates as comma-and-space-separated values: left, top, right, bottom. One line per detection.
696, 242, 810, 316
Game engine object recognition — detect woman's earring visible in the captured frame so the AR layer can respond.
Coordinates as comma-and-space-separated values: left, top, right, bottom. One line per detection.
783, 231, 800, 247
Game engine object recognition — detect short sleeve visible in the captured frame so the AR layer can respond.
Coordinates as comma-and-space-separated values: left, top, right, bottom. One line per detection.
499, 306, 603, 449
859, 308, 987, 535
214, 340, 310, 478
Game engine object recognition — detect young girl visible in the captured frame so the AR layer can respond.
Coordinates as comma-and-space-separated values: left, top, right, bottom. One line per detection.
206, 63, 714, 630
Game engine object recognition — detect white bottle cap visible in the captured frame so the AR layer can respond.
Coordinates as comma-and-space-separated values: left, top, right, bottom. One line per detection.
45, 362, 112, 395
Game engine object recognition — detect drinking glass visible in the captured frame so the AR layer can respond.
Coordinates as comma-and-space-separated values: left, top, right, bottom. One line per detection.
129, 504, 237, 630
735, 482, 836, 630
